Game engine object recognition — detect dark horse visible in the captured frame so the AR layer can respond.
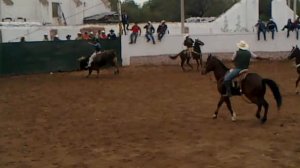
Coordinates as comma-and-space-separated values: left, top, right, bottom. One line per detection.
201, 54, 282, 123
169, 39, 204, 71
287, 45, 300, 94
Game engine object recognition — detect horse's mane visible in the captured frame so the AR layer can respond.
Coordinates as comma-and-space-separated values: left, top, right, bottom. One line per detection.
211, 55, 229, 71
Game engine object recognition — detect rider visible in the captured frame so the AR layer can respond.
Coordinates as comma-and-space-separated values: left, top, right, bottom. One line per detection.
223, 40, 265, 97
87, 39, 102, 68
183, 34, 194, 58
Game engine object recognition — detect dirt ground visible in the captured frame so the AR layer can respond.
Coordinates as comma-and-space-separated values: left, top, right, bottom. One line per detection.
0, 60, 300, 168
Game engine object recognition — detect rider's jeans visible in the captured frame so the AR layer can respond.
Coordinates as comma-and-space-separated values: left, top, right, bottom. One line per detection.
224, 68, 242, 82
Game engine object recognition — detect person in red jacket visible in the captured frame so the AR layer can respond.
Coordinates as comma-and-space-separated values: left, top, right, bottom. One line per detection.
129, 22, 141, 44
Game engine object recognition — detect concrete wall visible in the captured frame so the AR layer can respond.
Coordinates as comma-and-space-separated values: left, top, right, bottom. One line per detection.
0, 0, 111, 25
121, 31, 297, 66
272, 0, 296, 29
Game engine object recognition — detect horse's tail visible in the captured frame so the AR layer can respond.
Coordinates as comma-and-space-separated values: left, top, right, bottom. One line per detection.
169, 50, 184, 60
263, 79, 282, 110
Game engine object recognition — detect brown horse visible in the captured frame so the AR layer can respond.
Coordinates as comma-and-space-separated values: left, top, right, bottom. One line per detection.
287, 45, 300, 94
201, 54, 282, 123
169, 39, 204, 71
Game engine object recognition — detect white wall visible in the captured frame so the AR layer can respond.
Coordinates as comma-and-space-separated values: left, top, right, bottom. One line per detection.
121, 32, 298, 66
272, 0, 296, 29
0, 0, 111, 25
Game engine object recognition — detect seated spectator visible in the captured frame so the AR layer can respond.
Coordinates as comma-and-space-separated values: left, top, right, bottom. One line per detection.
129, 22, 141, 44
294, 17, 300, 39
255, 19, 266, 41
143, 21, 156, 44
20, 37, 26, 42
99, 30, 108, 39
267, 19, 278, 40
107, 29, 117, 40
157, 20, 169, 41
282, 18, 294, 38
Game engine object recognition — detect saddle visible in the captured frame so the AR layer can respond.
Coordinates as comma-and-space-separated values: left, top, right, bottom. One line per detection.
232, 69, 249, 93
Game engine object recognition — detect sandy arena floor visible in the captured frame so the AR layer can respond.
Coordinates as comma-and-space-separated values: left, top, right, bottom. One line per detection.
0, 60, 299, 168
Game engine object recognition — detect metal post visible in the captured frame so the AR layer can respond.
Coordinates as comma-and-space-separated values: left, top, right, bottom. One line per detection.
294, 0, 297, 20
288, 0, 291, 7
181, 0, 185, 34
117, 0, 123, 36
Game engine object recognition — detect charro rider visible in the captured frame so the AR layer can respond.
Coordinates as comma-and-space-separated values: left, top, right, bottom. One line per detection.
183, 34, 194, 58
87, 39, 102, 68
223, 40, 266, 97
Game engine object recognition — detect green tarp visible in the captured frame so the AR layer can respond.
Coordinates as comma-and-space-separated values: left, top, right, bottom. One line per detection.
0, 38, 121, 75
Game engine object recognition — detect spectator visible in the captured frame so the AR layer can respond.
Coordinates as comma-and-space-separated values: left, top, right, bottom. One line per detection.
66, 34, 71, 40
129, 22, 141, 44
99, 30, 108, 39
20, 37, 26, 42
294, 17, 300, 39
82, 32, 90, 40
75, 32, 83, 40
107, 29, 117, 40
144, 21, 156, 44
282, 18, 294, 38
255, 19, 267, 41
53, 35, 60, 41
157, 20, 169, 41
43, 34, 49, 41
121, 12, 129, 35
267, 19, 278, 40
183, 34, 194, 58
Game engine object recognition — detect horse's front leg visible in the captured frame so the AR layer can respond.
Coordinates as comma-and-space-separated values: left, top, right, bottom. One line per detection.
296, 75, 300, 94
86, 68, 92, 78
181, 58, 186, 71
195, 58, 200, 71
213, 96, 225, 119
224, 97, 236, 121
186, 58, 193, 70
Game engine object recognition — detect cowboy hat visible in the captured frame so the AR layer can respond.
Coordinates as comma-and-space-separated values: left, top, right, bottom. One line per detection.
237, 40, 249, 50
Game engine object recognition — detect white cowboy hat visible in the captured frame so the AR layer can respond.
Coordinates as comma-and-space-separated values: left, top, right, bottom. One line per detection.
184, 34, 189, 38
237, 40, 249, 50
161, 20, 165, 23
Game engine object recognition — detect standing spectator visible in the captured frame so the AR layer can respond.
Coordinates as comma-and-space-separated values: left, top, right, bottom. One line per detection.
267, 19, 278, 40
75, 32, 83, 40
255, 19, 267, 41
282, 18, 294, 38
107, 29, 117, 40
43, 34, 49, 41
99, 30, 108, 39
129, 22, 141, 44
183, 34, 194, 58
157, 20, 169, 41
121, 12, 129, 35
294, 17, 300, 39
144, 21, 155, 44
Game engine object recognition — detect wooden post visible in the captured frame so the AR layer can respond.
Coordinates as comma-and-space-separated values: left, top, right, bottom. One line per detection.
181, 0, 185, 34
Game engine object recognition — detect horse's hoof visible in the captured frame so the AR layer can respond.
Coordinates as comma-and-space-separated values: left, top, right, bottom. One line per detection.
231, 112, 237, 121
212, 114, 217, 119
261, 117, 267, 124
256, 113, 261, 119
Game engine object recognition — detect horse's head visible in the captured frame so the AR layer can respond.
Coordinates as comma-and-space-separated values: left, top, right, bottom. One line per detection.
195, 39, 204, 46
288, 45, 300, 60
201, 54, 215, 75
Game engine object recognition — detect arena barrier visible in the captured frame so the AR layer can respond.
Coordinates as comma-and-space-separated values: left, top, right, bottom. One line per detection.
0, 38, 121, 75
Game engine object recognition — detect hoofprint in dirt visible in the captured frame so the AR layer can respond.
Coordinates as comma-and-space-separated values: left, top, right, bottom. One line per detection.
0, 61, 299, 168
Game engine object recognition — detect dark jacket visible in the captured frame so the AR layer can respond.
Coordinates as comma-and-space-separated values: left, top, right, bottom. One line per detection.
157, 24, 168, 34
144, 24, 155, 34
184, 37, 194, 48
234, 49, 252, 69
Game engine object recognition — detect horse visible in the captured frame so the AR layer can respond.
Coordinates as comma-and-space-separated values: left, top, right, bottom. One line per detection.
287, 45, 300, 94
169, 39, 204, 71
201, 54, 282, 123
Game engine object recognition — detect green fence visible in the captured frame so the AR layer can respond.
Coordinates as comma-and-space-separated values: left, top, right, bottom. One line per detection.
0, 38, 121, 75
